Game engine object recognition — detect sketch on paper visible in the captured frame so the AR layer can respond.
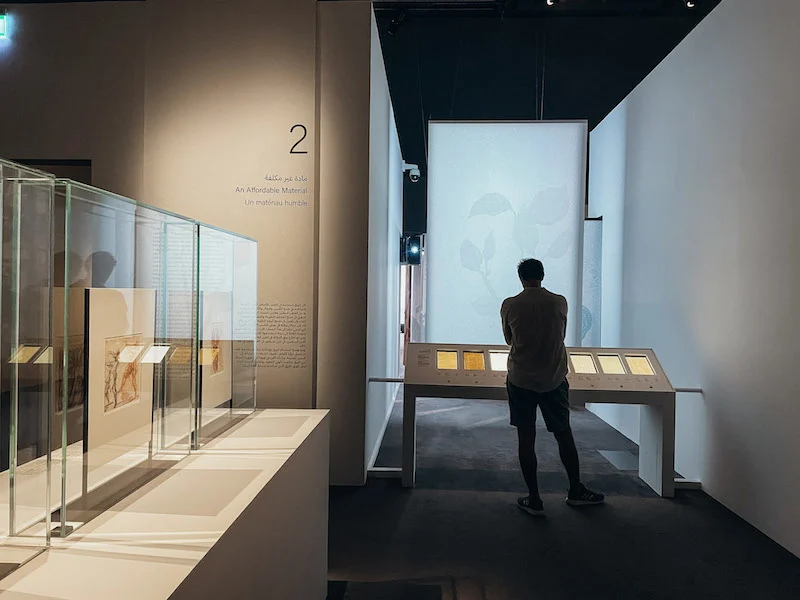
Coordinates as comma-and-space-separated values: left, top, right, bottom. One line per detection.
210, 323, 224, 375
56, 337, 85, 413
104, 334, 143, 413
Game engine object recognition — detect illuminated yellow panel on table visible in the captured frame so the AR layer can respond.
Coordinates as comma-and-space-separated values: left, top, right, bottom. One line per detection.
9, 346, 42, 364
598, 354, 626, 375
437, 351, 458, 370
626, 355, 655, 376
489, 351, 509, 372
570, 353, 597, 374
463, 351, 486, 371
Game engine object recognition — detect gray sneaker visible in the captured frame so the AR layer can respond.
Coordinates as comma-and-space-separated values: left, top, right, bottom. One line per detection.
517, 496, 545, 517
566, 484, 605, 507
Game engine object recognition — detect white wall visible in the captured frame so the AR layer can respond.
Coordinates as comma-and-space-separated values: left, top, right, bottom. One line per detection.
587, 101, 641, 443
365, 11, 402, 469
597, 0, 800, 556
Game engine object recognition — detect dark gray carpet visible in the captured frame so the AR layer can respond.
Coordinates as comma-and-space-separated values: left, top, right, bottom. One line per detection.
376, 397, 653, 496
330, 396, 800, 599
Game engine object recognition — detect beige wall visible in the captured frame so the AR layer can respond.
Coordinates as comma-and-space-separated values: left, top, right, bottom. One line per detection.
144, 0, 318, 409
0, 0, 397, 486
317, 1, 373, 486
0, 4, 145, 198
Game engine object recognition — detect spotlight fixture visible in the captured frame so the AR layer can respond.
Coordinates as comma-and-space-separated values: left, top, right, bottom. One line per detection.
387, 9, 407, 38
685, 0, 697, 8
401, 235, 423, 265
546, 0, 560, 6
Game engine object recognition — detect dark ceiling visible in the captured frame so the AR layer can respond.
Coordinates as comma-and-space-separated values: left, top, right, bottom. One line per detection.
371, 0, 723, 233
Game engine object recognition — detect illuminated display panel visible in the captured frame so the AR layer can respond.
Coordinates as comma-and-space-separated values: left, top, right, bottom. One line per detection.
436, 350, 458, 370
570, 353, 597, 374
625, 355, 655, 376
489, 351, 508, 372
598, 354, 626, 375
9, 346, 41, 364
463, 351, 486, 371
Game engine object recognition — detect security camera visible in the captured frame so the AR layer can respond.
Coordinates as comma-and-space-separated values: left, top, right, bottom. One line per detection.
403, 161, 421, 183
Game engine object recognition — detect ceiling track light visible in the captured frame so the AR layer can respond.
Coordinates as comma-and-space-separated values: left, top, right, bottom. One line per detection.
685, 0, 697, 8
546, 0, 560, 6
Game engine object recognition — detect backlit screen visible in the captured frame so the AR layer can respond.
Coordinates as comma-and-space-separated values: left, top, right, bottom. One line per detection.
598, 354, 625, 375
427, 121, 587, 345
437, 351, 458, 370
625, 355, 655, 376
570, 353, 597, 374
489, 351, 509, 372
463, 351, 486, 371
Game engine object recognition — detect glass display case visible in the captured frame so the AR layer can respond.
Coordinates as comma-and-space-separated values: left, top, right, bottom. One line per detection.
54, 180, 198, 535
0, 160, 258, 553
195, 224, 257, 447
0, 159, 56, 561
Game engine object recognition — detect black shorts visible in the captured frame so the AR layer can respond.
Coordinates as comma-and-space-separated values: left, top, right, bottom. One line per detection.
507, 379, 571, 432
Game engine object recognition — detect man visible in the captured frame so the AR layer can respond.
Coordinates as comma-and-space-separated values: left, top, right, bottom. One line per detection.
501, 258, 604, 517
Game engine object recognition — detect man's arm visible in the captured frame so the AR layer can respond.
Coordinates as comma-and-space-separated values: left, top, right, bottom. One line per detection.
561, 296, 568, 340
501, 300, 513, 345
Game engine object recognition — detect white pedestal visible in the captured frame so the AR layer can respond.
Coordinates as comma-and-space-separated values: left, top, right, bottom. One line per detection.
0, 410, 330, 600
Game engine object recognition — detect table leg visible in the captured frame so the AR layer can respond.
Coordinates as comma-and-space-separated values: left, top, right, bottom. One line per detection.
638, 399, 676, 498
402, 388, 416, 488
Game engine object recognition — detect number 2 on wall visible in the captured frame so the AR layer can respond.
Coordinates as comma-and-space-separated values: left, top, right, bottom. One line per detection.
290, 124, 308, 155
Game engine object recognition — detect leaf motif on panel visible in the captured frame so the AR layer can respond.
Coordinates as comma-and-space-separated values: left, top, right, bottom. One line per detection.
581, 306, 593, 341
468, 193, 513, 218
460, 239, 484, 272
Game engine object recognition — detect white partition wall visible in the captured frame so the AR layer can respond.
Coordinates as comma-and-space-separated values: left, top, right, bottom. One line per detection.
590, 0, 800, 557
587, 102, 641, 444
365, 11, 403, 469
427, 121, 588, 345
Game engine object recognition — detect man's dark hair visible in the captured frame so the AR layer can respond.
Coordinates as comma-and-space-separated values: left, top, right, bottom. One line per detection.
518, 258, 544, 282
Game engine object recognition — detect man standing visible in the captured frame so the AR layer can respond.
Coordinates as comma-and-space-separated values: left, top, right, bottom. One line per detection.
501, 259, 604, 517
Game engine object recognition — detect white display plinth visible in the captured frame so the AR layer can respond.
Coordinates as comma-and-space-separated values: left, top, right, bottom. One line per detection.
0, 410, 330, 600
403, 343, 675, 497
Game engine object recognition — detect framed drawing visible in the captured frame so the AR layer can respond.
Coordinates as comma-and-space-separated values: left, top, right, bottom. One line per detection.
85, 287, 156, 494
